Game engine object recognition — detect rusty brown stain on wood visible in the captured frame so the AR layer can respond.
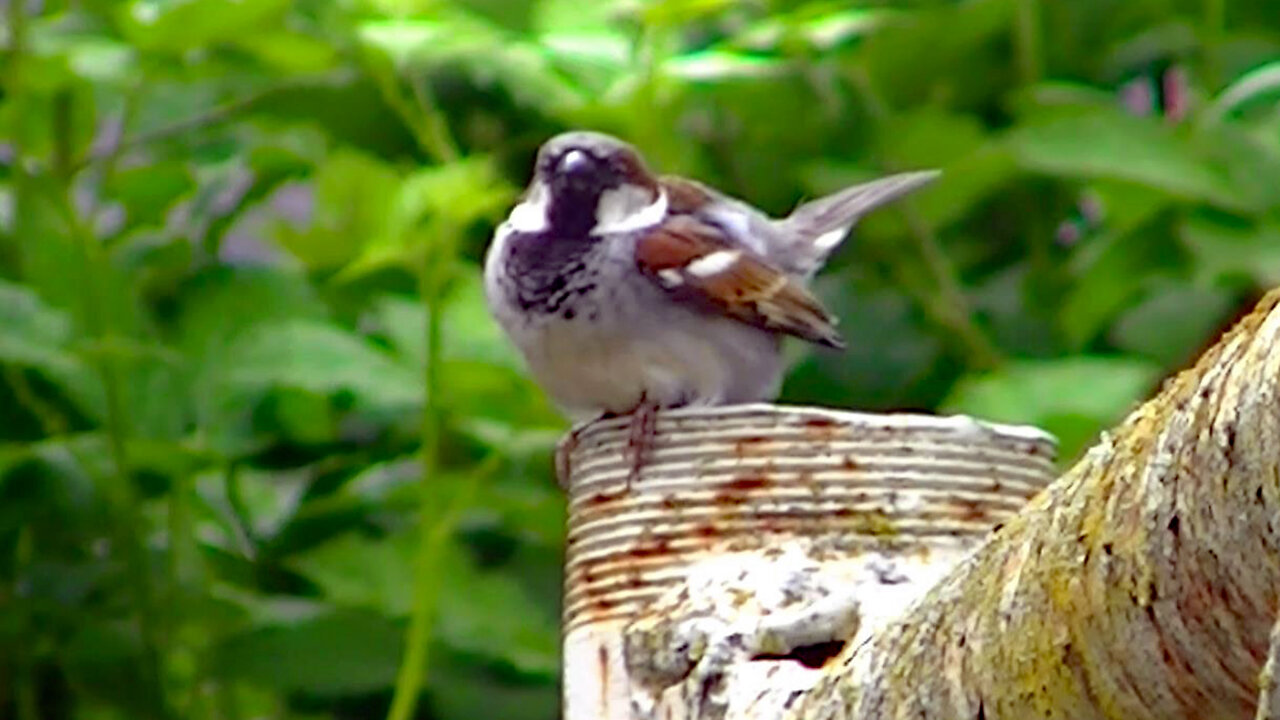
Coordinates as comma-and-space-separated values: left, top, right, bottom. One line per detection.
585, 491, 614, 507
713, 473, 773, 505
598, 644, 610, 716
629, 534, 673, 559
801, 415, 843, 442
951, 496, 991, 523
726, 474, 772, 492
733, 434, 773, 457
659, 494, 685, 511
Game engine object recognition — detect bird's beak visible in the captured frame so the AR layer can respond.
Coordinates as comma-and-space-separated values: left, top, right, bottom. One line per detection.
558, 149, 589, 175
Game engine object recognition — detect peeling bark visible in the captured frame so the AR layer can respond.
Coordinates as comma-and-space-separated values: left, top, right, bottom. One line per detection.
793, 291, 1280, 720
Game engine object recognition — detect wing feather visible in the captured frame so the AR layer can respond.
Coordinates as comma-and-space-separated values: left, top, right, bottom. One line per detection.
635, 215, 844, 349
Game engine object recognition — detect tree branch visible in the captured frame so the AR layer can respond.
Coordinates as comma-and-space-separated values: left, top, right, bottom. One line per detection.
795, 289, 1280, 720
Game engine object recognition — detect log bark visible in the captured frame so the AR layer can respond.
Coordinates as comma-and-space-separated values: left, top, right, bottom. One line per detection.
793, 289, 1280, 720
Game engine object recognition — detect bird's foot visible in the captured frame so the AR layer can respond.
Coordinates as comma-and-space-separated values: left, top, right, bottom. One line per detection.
623, 396, 659, 490
555, 418, 596, 490
562, 398, 659, 494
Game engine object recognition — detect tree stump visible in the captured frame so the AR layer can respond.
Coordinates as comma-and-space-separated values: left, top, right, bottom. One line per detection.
558, 405, 1056, 720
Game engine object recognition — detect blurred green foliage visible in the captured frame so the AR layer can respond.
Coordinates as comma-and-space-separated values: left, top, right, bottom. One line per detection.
2, 0, 1279, 718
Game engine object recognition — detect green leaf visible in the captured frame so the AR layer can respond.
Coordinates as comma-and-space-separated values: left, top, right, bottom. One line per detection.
28, 22, 138, 87
357, 16, 584, 113
533, 0, 623, 34
118, 0, 293, 53
1103, 21, 1199, 79
436, 543, 559, 678
1006, 110, 1252, 211
211, 608, 404, 695
373, 273, 524, 371
65, 622, 169, 717
805, 108, 1007, 235
532, 0, 630, 93
1058, 183, 1177, 349
263, 387, 338, 445
538, 32, 630, 94
943, 357, 1162, 461
663, 50, 786, 82
176, 267, 326, 453
273, 149, 400, 271
1004, 81, 1118, 124
0, 280, 103, 417
861, 0, 1015, 108
1178, 216, 1280, 288
1194, 122, 1280, 216
233, 30, 340, 74
370, 283, 561, 428
471, 475, 565, 549
1205, 60, 1280, 122
636, 0, 737, 27
1110, 284, 1236, 365
336, 158, 512, 281
395, 158, 514, 233
796, 8, 885, 50
783, 284, 944, 411
732, 8, 888, 54
107, 161, 195, 229
226, 320, 423, 410
0, 279, 75, 367
177, 267, 327, 357
288, 530, 415, 617
288, 524, 558, 677
429, 658, 559, 720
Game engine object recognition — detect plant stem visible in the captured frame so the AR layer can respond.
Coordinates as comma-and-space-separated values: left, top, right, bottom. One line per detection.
3, 364, 69, 437
72, 73, 352, 172
384, 220, 453, 720
408, 71, 460, 164
58, 144, 172, 720
1202, 0, 1225, 88
1014, 0, 1043, 85
379, 63, 468, 720
367, 57, 458, 165
849, 66, 1003, 369
14, 526, 39, 720
6, 0, 31, 274
385, 448, 490, 720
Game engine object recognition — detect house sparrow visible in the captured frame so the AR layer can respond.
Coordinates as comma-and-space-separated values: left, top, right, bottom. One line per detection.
484, 131, 938, 481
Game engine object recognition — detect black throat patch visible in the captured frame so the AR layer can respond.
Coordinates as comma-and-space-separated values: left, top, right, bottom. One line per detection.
502, 195, 603, 317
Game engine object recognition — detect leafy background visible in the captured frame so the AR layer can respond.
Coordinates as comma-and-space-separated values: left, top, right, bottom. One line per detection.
2, 0, 1279, 718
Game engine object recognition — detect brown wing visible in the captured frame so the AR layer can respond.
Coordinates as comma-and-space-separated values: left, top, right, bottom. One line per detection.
660, 175, 715, 215
635, 214, 845, 349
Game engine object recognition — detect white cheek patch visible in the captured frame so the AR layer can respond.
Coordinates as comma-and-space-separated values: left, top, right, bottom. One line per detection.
595, 187, 668, 235
507, 182, 550, 233
685, 249, 741, 278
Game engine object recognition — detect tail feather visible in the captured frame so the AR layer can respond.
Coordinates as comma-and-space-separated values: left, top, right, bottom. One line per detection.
779, 169, 940, 272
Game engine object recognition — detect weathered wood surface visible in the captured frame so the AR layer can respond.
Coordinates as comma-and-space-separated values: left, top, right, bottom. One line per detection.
794, 290, 1280, 720
559, 289, 1280, 720
560, 407, 1056, 720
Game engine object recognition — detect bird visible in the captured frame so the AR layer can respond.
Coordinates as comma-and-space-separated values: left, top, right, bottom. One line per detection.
484, 130, 939, 484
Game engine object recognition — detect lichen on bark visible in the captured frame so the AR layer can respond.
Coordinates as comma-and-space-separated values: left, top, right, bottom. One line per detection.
793, 291, 1280, 720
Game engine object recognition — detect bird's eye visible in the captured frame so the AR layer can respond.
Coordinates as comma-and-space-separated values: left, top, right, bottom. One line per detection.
609, 157, 633, 181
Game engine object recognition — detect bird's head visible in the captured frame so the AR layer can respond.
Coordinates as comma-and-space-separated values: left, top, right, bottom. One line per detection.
507, 131, 667, 238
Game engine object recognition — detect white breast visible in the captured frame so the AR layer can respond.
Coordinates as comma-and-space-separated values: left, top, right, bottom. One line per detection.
484, 221, 784, 420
